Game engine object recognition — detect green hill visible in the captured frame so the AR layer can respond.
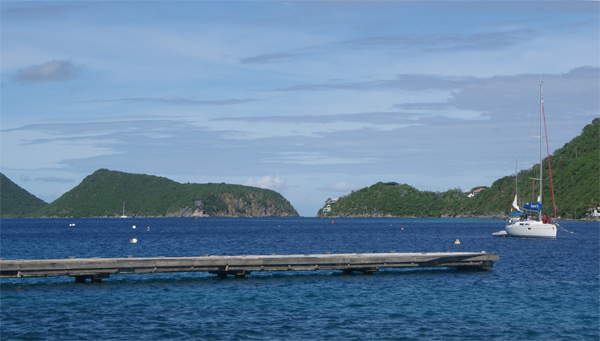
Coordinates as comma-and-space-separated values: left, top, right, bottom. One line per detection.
1, 173, 48, 217
318, 118, 599, 219
35, 169, 299, 218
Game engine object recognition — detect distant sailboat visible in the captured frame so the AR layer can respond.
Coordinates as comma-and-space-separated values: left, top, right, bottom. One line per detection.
504, 81, 558, 238
120, 202, 128, 218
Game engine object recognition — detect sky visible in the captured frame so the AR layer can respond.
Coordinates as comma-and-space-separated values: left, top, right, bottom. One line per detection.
1, 1, 598, 217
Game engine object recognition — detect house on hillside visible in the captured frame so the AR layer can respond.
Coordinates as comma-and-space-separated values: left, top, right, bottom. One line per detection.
588, 207, 600, 218
322, 198, 339, 214
467, 188, 486, 198
325, 198, 338, 205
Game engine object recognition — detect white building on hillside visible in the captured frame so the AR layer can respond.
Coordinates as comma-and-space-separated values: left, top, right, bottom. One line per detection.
468, 188, 485, 198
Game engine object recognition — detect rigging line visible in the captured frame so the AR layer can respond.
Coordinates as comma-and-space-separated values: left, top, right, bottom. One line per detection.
557, 225, 595, 239
542, 99, 558, 220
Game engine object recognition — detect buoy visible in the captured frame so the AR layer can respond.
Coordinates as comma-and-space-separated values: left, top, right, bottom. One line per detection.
132, 225, 136, 229
331, 220, 335, 224
454, 239, 461, 245
401, 227, 404, 230
147, 226, 150, 231
130, 238, 138, 244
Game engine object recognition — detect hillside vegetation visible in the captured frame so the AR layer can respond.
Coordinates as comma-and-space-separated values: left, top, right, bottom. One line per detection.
318, 118, 599, 219
0, 173, 48, 217
33, 169, 299, 218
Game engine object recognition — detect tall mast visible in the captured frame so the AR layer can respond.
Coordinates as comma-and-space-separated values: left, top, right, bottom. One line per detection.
515, 159, 517, 197
538, 81, 543, 221
514, 159, 518, 206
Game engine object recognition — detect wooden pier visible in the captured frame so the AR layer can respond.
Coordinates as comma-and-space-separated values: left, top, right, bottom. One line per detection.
0, 252, 498, 283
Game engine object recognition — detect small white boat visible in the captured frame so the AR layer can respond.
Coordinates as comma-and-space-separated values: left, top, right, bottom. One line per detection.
504, 81, 558, 238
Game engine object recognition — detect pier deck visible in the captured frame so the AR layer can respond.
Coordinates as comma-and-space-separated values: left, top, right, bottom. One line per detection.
0, 252, 498, 282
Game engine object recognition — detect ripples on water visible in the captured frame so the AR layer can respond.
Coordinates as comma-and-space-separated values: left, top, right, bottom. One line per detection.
1, 218, 598, 340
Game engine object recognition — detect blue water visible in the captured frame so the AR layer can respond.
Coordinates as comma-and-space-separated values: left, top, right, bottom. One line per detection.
1, 218, 598, 340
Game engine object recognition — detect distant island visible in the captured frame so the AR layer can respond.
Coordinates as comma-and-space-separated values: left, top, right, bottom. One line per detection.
317, 118, 599, 220
1, 169, 299, 218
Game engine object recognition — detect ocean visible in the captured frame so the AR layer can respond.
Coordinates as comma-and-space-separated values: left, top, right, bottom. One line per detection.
1, 218, 598, 340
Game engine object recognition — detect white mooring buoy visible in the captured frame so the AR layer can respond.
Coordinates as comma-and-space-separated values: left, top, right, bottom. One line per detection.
130, 238, 138, 244
132, 225, 136, 229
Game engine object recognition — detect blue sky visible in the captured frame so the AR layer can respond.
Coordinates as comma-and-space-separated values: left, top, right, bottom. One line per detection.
1, 1, 598, 216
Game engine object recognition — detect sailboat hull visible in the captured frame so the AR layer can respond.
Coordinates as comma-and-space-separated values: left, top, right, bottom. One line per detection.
505, 220, 557, 238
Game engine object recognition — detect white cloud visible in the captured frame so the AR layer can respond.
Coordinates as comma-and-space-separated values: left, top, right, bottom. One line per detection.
268, 152, 378, 166
243, 174, 286, 191
35, 176, 75, 183
322, 182, 365, 192
207, 119, 416, 140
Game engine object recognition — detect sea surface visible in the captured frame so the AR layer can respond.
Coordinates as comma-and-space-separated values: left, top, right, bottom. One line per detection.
1, 218, 598, 340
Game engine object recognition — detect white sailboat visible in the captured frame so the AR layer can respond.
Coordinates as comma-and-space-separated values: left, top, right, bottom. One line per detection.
120, 202, 128, 219
505, 81, 558, 238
